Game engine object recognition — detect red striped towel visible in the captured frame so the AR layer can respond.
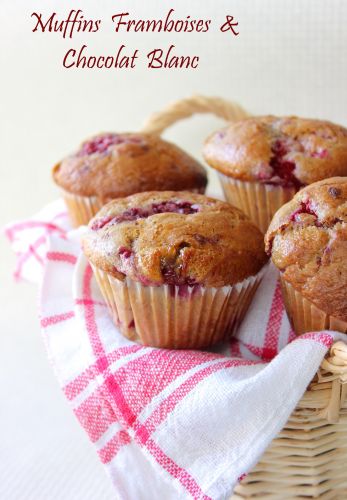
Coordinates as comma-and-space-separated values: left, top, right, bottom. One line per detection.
5, 199, 342, 500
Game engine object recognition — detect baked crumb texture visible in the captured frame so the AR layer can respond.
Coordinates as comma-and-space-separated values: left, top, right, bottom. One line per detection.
204, 116, 347, 187
83, 191, 268, 288
53, 132, 207, 199
265, 177, 347, 321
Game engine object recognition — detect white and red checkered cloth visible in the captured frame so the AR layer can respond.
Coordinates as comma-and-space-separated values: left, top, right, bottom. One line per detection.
5, 199, 344, 500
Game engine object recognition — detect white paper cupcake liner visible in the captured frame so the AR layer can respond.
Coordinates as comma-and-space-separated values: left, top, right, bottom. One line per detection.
91, 264, 266, 349
218, 174, 297, 233
280, 277, 347, 335
62, 190, 105, 227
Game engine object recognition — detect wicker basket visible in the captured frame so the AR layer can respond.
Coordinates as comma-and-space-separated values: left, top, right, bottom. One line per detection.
143, 96, 347, 499
232, 341, 347, 499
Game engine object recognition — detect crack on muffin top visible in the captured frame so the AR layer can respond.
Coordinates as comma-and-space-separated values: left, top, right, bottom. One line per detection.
266, 196, 344, 254
263, 129, 333, 187
91, 201, 200, 230
53, 133, 208, 199
203, 116, 347, 186
265, 138, 303, 188
289, 199, 320, 224
83, 191, 268, 288
160, 257, 198, 287
264, 178, 347, 320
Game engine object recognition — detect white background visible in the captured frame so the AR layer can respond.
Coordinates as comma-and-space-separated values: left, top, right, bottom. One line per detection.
1, 1, 347, 498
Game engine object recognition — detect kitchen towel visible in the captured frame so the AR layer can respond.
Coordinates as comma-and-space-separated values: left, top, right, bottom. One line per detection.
5, 199, 342, 500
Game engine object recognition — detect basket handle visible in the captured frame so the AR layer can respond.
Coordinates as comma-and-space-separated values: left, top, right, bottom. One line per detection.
144, 96, 347, 422
318, 341, 347, 423
142, 94, 249, 135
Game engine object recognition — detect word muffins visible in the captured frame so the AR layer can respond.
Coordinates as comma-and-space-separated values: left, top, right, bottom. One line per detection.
265, 177, 347, 335
82, 191, 268, 349
53, 132, 207, 226
203, 116, 347, 232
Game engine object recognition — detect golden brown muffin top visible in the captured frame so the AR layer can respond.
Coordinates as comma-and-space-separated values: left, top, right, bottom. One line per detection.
203, 116, 347, 188
52, 132, 207, 199
82, 191, 268, 287
265, 177, 347, 321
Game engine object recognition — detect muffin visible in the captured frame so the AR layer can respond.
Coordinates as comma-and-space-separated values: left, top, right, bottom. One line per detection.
53, 132, 207, 227
265, 177, 347, 335
82, 191, 268, 349
203, 116, 347, 233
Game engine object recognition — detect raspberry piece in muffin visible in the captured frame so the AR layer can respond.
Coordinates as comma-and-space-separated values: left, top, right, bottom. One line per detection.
82, 191, 268, 348
79, 134, 120, 155
78, 133, 144, 156
268, 139, 301, 188
52, 132, 207, 227
90, 200, 200, 229
265, 177, 347, 327
54, 132, 207, 200
289, 200, 319, 224
203, 116, 347, 233
84, 191, 267, 288
204, 116, 347, 187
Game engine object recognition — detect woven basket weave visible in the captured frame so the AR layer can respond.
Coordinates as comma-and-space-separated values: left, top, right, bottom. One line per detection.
143, 96, 347, 499
233, 341, 347, 499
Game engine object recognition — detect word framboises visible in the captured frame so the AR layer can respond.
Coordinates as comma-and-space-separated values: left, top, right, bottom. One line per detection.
112, 9, 211, 34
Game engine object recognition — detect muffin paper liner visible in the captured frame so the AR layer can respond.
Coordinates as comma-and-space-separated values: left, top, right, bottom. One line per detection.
62, 187, 206, 228
62, 190, 105, 227
218, 174, 297, 233
280, 277, 347, 335
90, 264, 266, 349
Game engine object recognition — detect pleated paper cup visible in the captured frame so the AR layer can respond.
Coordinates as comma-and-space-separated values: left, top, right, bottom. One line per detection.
62, 190, 105, 227
218, 174, 297, 233
280, 277, 347, 335
91, 264, 266, 349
